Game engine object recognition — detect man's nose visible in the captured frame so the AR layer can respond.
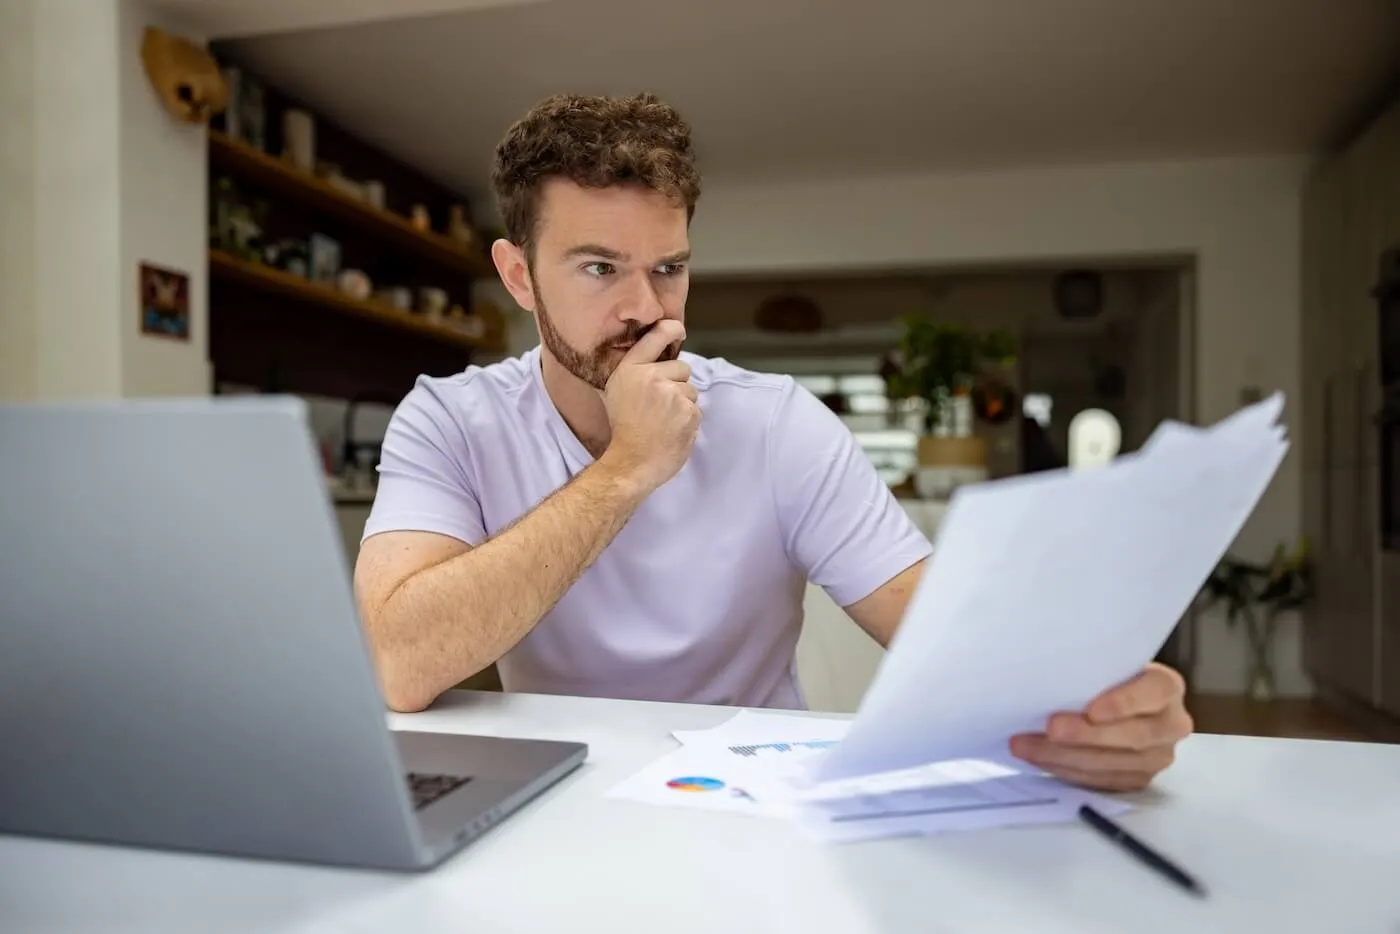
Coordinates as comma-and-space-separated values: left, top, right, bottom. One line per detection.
619, 271, 665, 325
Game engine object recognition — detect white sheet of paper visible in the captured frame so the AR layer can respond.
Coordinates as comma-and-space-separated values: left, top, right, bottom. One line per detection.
603, 744, 770, 816
618, 712, 1128, 844
672, 710, 851, 751
812, 393, 1290, 782
787, 760, 1130, 844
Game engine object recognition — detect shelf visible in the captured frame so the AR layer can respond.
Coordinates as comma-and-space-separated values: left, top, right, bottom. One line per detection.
208, 130, 494, 279
325, 476, 378, 505
209, 249, 502, 353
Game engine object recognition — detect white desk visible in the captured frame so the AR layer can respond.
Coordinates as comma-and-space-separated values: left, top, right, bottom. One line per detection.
3, 691, 1399, 934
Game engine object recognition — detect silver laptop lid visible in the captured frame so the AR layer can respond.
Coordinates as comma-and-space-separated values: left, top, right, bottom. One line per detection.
0, 397, 422, 866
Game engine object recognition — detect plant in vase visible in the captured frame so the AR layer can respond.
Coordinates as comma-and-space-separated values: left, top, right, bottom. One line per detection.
881, 317, 1016, 499
1194, 537, 1312, 701
883, 318, 1016, 434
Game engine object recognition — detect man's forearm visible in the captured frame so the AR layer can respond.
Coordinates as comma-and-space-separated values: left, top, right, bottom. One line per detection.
374, 456, 649, 709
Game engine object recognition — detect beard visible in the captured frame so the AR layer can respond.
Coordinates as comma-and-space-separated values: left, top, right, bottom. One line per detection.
534, 287, 682, 391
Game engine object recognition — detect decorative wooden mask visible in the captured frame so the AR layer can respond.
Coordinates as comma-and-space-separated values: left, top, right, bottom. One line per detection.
140, 27, 228, 124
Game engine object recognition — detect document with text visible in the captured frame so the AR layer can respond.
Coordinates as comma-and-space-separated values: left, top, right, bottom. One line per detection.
813, 393, 1288, 783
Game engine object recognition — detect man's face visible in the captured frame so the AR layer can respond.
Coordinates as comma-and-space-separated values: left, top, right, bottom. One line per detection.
509, 179, 691, 390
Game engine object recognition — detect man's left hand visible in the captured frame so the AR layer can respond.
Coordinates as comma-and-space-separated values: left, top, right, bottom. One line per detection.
1009, 662, 1193, 792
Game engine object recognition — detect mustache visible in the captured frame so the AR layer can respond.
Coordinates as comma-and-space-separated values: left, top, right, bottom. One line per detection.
605, 321, 682, 360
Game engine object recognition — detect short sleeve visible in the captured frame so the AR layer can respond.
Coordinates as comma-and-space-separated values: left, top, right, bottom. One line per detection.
361, 378, 487, 547
768, 379, 933, 607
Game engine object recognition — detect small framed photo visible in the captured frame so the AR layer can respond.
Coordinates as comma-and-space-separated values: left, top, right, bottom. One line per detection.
138, 262, 191, 341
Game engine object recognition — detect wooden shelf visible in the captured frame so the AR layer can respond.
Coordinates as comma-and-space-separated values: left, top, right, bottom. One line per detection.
208, 131, 494, 279
209, 249, 502, 353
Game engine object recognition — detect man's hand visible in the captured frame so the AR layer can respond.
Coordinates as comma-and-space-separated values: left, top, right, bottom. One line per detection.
600, 319, 700, 493
1009, 662, 1193, 792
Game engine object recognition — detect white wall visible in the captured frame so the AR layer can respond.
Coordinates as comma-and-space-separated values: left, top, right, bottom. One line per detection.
34, 0, 126, 398
119, 0, 212, 397
0, 0, 37, 401
0, 0, 209, 404
1, 0, 124, 400
690, 156, 1311, 695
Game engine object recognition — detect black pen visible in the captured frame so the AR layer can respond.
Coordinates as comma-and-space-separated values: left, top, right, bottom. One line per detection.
1078, 804, 1207, 897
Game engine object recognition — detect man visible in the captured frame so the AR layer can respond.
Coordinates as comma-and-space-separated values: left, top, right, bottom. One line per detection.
354, 93, 1192, 792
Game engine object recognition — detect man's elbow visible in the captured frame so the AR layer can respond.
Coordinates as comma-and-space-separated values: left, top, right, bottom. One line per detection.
383, 686, 434, 714
361, 622, 437, 713
376, 661, 438, 714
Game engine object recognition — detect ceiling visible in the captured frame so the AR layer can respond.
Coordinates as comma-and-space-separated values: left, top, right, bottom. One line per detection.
153, 0, 548, 41
202, 0, 1400, 211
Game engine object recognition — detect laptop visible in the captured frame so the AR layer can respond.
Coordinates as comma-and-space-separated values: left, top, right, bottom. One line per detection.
0, 396, 587, 871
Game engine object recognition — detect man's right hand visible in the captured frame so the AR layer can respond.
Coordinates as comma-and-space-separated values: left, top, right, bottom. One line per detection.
601, 319, 700, 492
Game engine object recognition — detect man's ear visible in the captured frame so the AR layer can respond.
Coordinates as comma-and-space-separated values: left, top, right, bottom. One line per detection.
491, 239, 536, 313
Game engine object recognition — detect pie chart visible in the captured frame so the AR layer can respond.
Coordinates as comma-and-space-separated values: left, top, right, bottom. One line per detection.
666, 776, 725, 792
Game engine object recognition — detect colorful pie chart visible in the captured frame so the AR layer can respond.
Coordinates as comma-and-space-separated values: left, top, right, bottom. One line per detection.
666, 776, 725, 792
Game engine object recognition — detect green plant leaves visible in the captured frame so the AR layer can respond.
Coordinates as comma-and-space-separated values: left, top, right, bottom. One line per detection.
881, 316, 1018, 433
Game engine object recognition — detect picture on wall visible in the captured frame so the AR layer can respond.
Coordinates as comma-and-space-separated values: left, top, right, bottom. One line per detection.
139, 262, 191, 341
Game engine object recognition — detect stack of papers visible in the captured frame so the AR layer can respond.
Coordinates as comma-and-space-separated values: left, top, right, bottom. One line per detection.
608, 710, 1131, 842
607, 394, 1290, 842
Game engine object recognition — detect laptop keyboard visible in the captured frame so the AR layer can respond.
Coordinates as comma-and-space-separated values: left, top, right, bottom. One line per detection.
407, 772, 471, 810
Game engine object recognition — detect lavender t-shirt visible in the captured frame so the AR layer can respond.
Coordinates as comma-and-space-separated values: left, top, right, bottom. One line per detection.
362, 346, 932, 709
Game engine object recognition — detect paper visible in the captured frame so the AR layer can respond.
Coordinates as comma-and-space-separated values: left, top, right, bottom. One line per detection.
671, 710, 850, 750
614, 711, 1128, 843
603, 743, 767, 815
812, 392, 1289, 782
785, 759, 1129, 844
608, 713, 850, 816
606, 712, 848, 815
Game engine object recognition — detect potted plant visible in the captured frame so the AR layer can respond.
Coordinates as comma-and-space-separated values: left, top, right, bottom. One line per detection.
1194, 537, 1312, 701
881, 317, 1016, 499
882, 317, 1017, 437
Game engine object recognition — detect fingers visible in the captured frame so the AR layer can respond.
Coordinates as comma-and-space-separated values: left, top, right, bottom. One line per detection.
679, 383, 699, 404
1008, 664, 1192, 793
1011, 732, 1174, 793
1045, 712, 1157, 751
1086, 662, 1186, 723
650, 360, 693, 383
1025, 760, 1158, 794
620, 319, 687, 365
1024, 716, 1187, 761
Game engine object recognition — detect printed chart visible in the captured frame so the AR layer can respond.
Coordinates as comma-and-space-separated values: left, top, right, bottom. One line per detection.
726, 740, 839, 759
606, 745, 766, 815
665, 776, 726, 792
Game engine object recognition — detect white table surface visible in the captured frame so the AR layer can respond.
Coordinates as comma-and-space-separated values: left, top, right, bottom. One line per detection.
3, 690, 1399, 934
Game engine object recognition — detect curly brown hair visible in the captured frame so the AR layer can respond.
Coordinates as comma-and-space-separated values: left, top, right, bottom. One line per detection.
491, 92, 702, 260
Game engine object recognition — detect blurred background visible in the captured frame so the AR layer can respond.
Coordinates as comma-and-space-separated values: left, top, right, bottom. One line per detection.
4, 0, 1399, 742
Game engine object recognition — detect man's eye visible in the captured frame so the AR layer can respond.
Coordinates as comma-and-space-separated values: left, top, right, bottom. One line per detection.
655, 263, 686, 277
583, 262, 615, 277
